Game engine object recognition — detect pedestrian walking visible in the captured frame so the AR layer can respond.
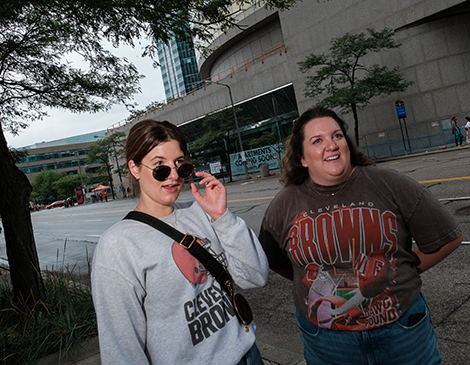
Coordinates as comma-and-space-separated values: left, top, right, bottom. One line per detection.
452, 116, 464, 146
465, 116, 470, 144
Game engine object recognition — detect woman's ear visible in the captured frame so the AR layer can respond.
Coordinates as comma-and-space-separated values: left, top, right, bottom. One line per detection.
128, 160, 140, 180
300, 156, 308, 168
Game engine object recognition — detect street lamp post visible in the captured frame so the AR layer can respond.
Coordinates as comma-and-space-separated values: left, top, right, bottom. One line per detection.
74, 151, 86, 203
209, 81, 250, 178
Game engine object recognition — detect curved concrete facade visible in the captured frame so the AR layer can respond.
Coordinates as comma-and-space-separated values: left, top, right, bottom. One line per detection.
113, 0, 470, 159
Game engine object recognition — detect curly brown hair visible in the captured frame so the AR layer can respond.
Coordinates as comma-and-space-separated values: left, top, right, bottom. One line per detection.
280, 107, 374, 186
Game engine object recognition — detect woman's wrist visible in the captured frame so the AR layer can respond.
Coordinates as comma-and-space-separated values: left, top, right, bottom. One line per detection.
209, 208, 228, 222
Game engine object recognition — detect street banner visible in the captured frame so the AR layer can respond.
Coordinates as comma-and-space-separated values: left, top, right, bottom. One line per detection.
230, 143, 283, 175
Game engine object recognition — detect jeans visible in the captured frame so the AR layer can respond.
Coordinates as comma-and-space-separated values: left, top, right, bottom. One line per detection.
297, 293, 441, 365
237, 343, 263, 365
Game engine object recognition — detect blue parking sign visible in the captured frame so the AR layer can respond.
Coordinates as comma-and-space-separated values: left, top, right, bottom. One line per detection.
395, 100, 406, 118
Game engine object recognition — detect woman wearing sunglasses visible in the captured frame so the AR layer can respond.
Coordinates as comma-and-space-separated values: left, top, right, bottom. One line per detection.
91, 119, 269, 364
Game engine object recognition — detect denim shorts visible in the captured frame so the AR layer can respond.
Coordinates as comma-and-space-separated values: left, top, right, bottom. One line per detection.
296, 293, 441, 365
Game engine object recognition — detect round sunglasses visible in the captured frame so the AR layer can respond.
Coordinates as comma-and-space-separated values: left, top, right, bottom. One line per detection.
141, 162, 194, 181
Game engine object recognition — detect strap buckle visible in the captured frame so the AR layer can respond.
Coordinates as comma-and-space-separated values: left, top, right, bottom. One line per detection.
179, 233, 197, 249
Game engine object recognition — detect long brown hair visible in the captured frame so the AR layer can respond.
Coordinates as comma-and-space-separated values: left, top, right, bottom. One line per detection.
280, 107, 374, 186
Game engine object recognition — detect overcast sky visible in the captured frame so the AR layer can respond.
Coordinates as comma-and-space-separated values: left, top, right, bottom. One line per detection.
5, 44, 166, 149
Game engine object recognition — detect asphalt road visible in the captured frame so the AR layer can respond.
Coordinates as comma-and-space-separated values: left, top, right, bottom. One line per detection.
0, 146, 469, 364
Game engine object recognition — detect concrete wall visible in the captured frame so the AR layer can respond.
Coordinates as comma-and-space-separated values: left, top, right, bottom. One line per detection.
279, 0, 470, 138
205, 15, 283, 77
111, 0, 470, 155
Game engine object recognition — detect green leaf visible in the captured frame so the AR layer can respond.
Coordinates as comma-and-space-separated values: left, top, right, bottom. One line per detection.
299, 27, 413, 145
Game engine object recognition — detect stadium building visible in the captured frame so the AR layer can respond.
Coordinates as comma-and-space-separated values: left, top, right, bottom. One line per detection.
108, 0, 470, 177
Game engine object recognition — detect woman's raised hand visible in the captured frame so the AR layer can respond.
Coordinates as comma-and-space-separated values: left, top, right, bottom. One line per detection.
190, 171, 227, 221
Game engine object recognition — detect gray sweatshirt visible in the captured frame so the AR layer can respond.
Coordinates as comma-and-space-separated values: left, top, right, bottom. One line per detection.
91, 201, 269, 364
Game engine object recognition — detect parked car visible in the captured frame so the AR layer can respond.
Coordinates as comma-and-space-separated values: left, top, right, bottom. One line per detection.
66, 197, 77, 206
46, 200, 65, 209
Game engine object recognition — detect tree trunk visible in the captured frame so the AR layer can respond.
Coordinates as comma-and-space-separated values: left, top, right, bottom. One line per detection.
106, 160, 115, 199
351, 103, 360, 146
0, 128, 45, 308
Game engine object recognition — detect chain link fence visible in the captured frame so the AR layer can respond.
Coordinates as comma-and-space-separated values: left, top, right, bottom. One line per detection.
358, 118, 458, 159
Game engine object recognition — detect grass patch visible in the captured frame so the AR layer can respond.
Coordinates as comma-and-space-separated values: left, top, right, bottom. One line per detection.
0, 269, 97, 365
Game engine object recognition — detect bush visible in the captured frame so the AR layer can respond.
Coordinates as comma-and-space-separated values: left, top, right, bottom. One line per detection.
0, 269, 97, 365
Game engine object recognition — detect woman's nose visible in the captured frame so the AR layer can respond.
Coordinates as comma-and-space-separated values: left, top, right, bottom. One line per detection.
168, 165, 180, 179
326, 138, 339, 150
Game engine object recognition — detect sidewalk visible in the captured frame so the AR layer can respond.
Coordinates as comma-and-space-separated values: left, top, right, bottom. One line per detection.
372, 143, 469, 163
35, 336, 306, 365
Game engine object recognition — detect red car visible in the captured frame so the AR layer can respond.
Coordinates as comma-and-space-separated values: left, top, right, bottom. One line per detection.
46, 200, 65, 209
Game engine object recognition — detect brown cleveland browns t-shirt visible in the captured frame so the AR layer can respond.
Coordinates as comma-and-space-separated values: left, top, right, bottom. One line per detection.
260, 166, 461, 331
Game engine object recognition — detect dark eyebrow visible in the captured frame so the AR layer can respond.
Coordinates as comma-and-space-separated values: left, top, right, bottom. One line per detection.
149, 154, 185, 163
148, 155, 164, 162
308, 128, 343, 142
308, 135, 321, 143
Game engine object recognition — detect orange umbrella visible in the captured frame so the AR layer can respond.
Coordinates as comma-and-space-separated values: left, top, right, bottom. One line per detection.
91, 185, 110, 192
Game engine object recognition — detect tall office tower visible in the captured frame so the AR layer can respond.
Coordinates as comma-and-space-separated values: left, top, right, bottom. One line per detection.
157, 37, 201, 100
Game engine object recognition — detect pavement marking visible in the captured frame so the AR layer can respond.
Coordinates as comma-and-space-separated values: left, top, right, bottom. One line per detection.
226, 176, 470, 203
228, 176, 470, 203
28, 175, 470, 214
419, 176, 470, 183
228, 196, 275, 203
439, 197, 470, 202
32, 210, 130, 219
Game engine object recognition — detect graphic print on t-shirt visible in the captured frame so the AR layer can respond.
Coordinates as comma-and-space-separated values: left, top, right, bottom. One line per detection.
171, 237, 228, 286
171, 237, 237, 345
172, 240, 209, 286
288, 206, 400, 331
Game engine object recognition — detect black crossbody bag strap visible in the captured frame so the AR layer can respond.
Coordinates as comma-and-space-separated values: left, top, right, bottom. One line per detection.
123, 211, 232, 293
123, 211, 253, 332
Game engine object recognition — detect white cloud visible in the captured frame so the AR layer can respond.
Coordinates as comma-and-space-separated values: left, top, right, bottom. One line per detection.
5, 44, 165, 149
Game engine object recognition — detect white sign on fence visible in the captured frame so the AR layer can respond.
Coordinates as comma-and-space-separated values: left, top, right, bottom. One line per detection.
209, 161, 222, 174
